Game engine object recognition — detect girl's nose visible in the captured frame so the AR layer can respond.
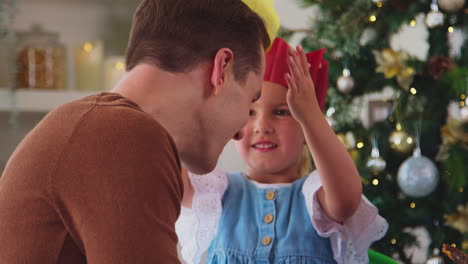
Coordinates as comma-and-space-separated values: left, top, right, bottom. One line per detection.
254, 117, 274, 134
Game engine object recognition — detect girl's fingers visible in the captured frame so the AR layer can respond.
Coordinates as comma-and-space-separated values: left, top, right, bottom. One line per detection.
287, 56, 302, 94
285, 73, 297, 95
296, 45, 310, 76
288, 48, 303, 76
287, 50, 302, 79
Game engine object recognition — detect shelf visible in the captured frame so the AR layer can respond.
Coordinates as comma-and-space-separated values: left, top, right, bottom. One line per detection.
0, 89, 96, 112
21, 0, 139, 5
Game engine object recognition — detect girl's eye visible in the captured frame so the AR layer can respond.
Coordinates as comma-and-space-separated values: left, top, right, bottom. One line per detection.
274, 109, 289, 116
249, 109, 255, 116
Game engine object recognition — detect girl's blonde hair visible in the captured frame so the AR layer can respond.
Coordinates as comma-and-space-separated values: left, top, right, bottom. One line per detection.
298, 145, 315, 176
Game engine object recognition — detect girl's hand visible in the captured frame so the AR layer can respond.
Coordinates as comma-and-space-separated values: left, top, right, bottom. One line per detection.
285, 45, 321, 125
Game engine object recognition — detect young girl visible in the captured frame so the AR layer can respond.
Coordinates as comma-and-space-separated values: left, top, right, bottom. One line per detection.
176, 38, 388, 264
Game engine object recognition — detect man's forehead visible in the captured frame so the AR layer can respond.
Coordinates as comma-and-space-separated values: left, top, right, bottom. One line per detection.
261, 48, 266, 69
259, 51, 266, 81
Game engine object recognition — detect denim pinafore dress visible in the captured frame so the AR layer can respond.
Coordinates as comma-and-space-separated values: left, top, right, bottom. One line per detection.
205, 173, 337, 264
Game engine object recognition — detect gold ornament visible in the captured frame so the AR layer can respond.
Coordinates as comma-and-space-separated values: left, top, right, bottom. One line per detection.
438, 0, 465, 12
349, 149, 360, 163
448, 117, 468, 142
337, 132, 359, 162
337, 133, 347, 146
444, 118, 468, 144
389, 129, 415, 155
337, 132, 356, 150
442, 243, 468, 263
436, 102, 468, 161
444, 203, 468, 234
374, 49, 415, 90
436, 123, 463, 162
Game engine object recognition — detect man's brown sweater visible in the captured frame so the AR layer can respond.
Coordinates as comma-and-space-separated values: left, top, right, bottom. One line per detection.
0, 93, 183, 263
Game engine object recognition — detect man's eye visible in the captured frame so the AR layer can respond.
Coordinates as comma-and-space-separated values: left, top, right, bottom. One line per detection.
252, 92, 261, 102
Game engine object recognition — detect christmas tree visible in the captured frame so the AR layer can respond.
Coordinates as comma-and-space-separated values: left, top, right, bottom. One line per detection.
281, 0, 468, 263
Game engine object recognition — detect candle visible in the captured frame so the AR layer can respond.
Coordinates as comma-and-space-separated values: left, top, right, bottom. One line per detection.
74, 41, 103, 91
104, 56, 125, 91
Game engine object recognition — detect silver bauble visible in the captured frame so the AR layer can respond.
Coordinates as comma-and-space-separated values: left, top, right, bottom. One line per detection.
426, 255, 444, 264
397, 155, 439, 198
336, 68, 355, 94
438, 0, 465, 12
326, 116, 336, 128
425, 10, 445, 28
426, 2, 445, 28
366, 157, 387, 173
332, 50, 344, 60
426, 248, 444, 264
366, 136, 386, 173
460, 106, 468, 122
325, 106, 336, 128
359, 28, 378, 46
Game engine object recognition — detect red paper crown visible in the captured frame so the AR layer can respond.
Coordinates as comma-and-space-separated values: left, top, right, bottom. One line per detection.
264, 37, 329, 111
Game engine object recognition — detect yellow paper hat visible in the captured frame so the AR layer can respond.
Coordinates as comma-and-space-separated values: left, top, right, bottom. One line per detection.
241, 0, 280, 49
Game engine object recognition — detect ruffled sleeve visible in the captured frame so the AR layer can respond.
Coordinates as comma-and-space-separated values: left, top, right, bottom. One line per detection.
302, 171, 389, 264
175, 168, 228, 264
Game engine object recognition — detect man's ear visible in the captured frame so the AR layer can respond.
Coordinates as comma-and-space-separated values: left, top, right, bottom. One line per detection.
210, 48, 234, 96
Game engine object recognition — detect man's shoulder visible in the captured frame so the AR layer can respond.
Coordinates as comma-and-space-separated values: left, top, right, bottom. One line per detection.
77, 93, 168, 135
52, 93, 175, 150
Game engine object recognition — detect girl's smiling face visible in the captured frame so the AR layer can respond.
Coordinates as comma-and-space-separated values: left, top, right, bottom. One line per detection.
235, 81, 305, 183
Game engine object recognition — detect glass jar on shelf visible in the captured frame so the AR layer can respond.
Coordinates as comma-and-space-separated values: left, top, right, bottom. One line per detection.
15, 24, 66, 90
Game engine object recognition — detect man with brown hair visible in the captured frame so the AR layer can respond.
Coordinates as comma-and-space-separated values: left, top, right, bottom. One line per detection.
0, 0, 279, 263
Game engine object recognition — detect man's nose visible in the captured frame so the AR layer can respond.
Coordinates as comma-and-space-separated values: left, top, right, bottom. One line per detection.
233, 128, 245, 141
